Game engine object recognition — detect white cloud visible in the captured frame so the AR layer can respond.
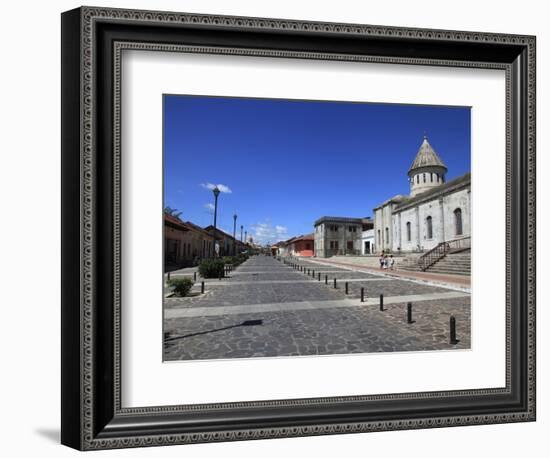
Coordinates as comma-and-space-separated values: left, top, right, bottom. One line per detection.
200, 182, 232, 194
250, 221, 289, 245
203, 203, 215, 212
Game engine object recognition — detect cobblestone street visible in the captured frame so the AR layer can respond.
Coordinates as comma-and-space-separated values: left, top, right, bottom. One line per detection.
164, 256, 470, 361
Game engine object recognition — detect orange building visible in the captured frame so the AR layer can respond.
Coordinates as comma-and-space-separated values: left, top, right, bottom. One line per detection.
287, 234, 314, 257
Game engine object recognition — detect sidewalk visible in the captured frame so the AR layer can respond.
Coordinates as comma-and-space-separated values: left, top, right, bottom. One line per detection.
304, 258, 470, 291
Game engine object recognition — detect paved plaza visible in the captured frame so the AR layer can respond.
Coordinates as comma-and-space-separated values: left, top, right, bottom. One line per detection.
164, 256, 470, 361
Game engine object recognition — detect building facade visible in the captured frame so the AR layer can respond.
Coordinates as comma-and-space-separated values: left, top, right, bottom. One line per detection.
361, 228, 375, 255
184, 221, 215, 260
287, 234, 314, 257
164, 214, 191, 269
313, 217, 365, 258
373, 136, 471, 253
204, 226, 244, 257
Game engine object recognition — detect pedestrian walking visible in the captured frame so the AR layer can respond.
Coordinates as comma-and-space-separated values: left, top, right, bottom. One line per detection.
379, 254, 385, 269
383, 255, 388, 269
389, 255, 395, 270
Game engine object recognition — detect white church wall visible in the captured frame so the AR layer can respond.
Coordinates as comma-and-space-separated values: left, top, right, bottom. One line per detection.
389, 186, 471, 253
373, 207, 383, 252
442, 188, 471, 240
396, 207, 418, 252
417, 200, 441, 251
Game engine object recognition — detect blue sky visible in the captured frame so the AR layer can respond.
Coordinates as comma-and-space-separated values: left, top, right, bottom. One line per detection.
164, 95, 470, 245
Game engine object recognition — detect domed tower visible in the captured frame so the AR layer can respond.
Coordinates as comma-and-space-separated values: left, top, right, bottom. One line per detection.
408, 136, 447, 197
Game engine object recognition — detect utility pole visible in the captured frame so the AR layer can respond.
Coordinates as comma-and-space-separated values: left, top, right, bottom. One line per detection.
233, 213, 237, 256
212, 186, 220, 257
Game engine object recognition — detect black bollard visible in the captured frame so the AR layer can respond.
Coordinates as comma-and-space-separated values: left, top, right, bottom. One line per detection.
407, 302, 415, 324
325, 275, 328, 285
360, 287, 365, 303
334, 278, 337, 289
219, 271, 222, 280
201, 281, 205, 294
194, 271, 197, 281
307, 268, 310, 275
450, 316, 459, 344
167, 272, 171, 281
318, 272, 321, 281
379, 294, 384, 311
312, 269, 315, 278
345, 282, 349, 294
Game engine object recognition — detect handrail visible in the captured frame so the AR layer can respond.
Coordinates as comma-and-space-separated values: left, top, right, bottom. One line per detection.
418, 236, 470, 271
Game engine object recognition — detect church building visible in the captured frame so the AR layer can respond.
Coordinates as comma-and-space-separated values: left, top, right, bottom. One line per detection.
373, 136, 471, 253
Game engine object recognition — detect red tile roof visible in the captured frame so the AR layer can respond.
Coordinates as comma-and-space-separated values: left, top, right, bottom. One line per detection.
164, 213, 189, 231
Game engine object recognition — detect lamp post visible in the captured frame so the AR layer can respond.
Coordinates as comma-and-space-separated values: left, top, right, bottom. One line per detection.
233, 213, 237, 256
212, 186, 220, 257
240, 225, 243, 243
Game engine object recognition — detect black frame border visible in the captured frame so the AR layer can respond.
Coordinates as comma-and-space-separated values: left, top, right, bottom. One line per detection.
61, 6, 536, 450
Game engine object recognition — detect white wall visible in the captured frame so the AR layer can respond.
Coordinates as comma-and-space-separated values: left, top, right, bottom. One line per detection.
0, 1, 546, 457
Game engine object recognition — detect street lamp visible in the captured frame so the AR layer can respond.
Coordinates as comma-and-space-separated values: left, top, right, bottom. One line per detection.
212, 186, 220, 257
240, 225, 243, 243
232, 213, 237, 256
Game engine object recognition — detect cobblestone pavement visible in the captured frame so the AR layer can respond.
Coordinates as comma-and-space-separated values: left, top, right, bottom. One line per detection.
164, 256, 471, 361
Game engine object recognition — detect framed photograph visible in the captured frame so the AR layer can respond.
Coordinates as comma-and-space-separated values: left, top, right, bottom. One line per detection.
61, 6, 536, 450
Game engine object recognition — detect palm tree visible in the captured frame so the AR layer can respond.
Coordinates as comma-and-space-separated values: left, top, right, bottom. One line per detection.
163, 206, 182, 219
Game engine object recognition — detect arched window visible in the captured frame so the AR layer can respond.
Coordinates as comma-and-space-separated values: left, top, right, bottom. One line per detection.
454, 208, 463, 235
416, 175, 420, 184
426, 216, 433, 239
430, 173, 433, 182
435, 173, 439, 182
406, 222, 411, 241
385, 227, 389, 244
377, 230, 381, 245
423, 173, 426, 183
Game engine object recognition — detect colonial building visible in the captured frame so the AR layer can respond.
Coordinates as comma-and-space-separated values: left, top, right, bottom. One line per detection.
164, 213, 191, 269
373, 136, 470, 253
204, 226, 243, 257
287, 234, 314, 257
184, 221, 215, 259
314, 217, 373, 258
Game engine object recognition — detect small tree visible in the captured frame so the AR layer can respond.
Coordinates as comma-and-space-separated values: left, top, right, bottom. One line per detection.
167, 277, 194, 297
198, 259, 225, 278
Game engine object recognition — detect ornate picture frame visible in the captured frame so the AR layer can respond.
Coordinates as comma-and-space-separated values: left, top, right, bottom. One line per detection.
61, 6, 536, 450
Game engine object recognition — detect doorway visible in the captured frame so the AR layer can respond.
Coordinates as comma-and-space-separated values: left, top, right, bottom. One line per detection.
364, 241, 371, 254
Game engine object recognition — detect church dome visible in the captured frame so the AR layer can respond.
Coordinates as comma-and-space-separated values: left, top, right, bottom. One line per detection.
407, 136, 448, 197
408, 136, 447, 177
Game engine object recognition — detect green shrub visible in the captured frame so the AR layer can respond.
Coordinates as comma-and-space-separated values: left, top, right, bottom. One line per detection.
198, 259, 226, 278
167, 277, 194, 297
222, 256, 234, 265
236, 253, 249, 264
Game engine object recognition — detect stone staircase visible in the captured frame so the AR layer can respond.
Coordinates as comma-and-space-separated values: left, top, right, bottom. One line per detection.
400, 250, 471, 276
426, 250, 470, 275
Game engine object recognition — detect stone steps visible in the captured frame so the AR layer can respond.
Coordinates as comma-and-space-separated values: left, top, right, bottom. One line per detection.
427, 251, 471, 275
399, 250, 471, 276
